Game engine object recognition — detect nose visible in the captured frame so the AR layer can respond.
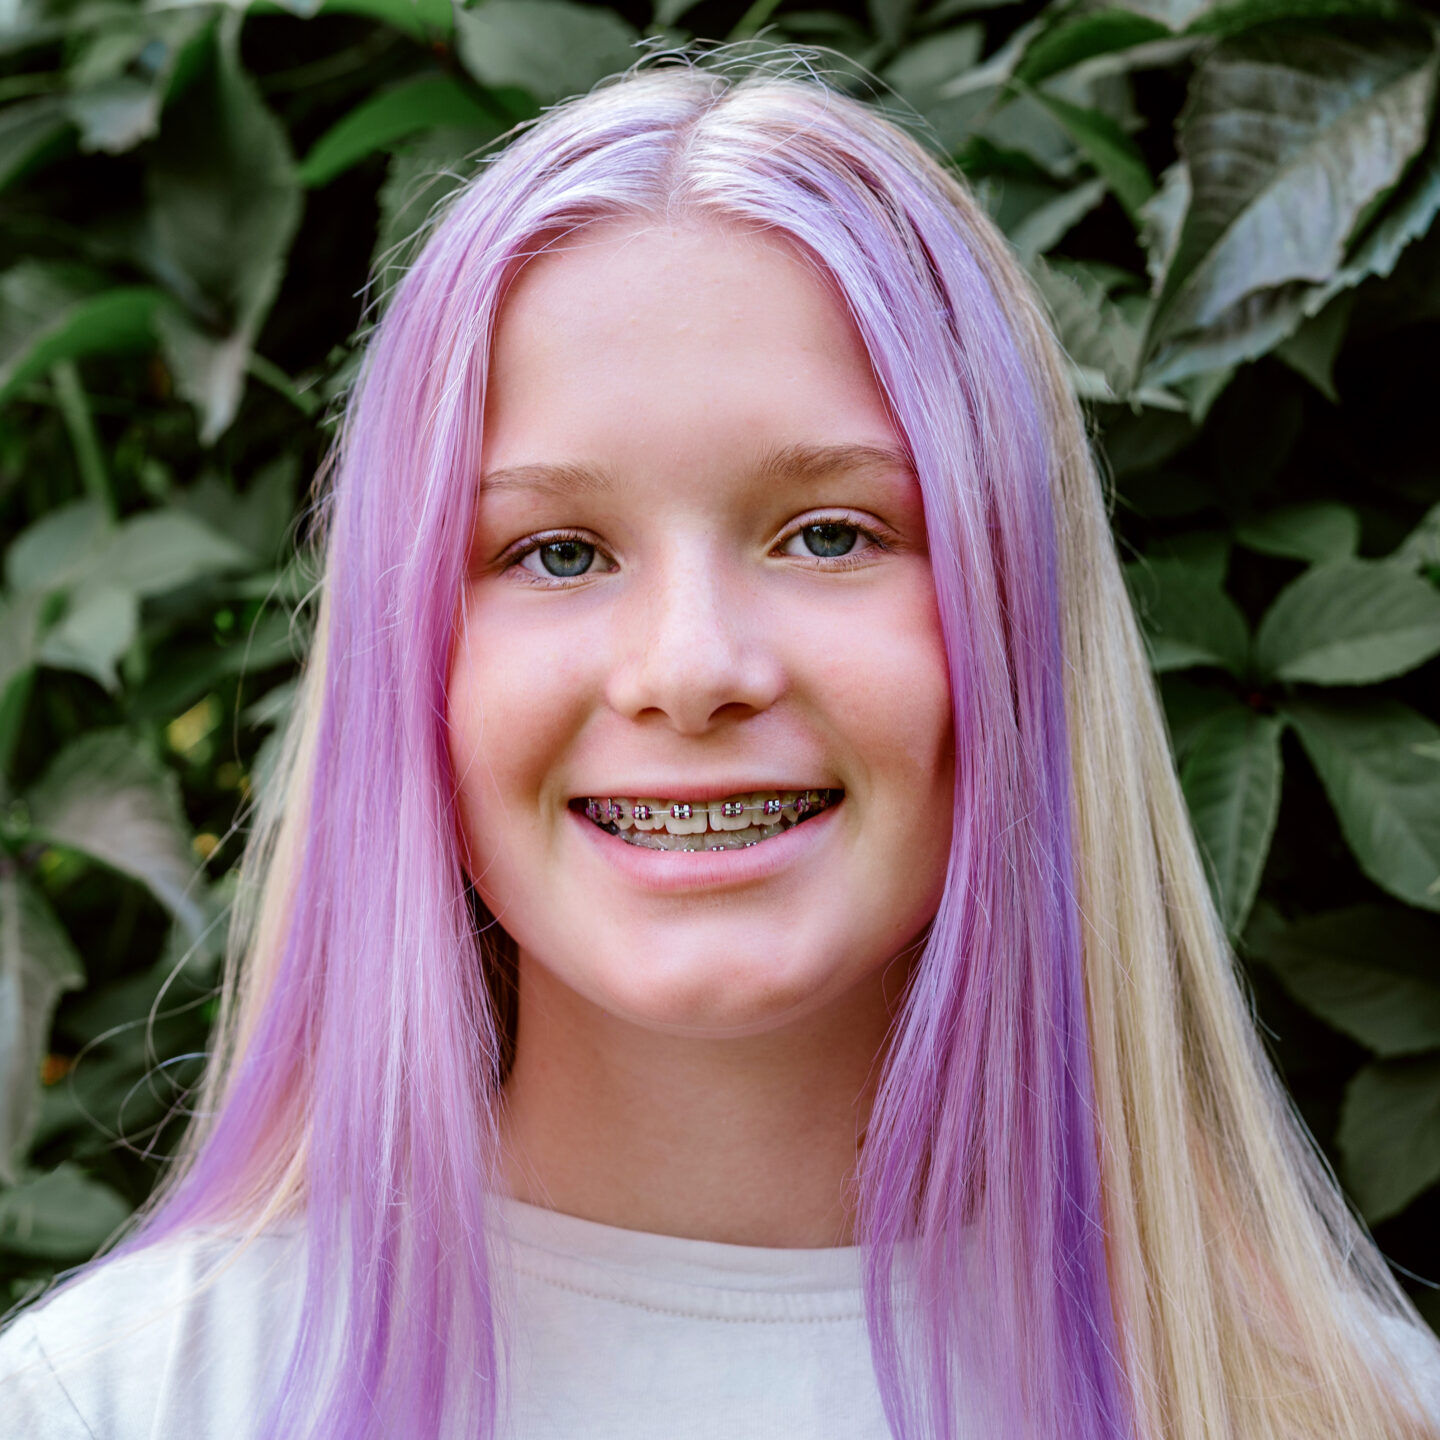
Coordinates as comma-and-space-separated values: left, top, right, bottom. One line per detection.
604, 551, 785, 734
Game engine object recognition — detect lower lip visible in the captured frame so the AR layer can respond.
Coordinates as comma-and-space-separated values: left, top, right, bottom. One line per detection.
570, 801, 842, 894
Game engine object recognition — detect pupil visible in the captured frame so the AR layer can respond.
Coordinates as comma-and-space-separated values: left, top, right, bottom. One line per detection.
541, 540, 594, 577
803, 523, 857, 558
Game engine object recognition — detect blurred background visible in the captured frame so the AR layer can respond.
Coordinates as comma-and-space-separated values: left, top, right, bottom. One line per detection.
1, 0, 1439, 1328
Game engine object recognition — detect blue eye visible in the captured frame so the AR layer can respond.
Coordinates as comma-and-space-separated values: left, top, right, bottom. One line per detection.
529, 540, 596, 577
799, 523, 858, 558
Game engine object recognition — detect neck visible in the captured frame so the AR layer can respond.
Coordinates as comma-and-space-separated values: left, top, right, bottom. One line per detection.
499, 953, 903, 1248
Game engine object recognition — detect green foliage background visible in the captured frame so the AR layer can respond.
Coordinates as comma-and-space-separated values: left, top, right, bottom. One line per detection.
3, 0, 1440, 1325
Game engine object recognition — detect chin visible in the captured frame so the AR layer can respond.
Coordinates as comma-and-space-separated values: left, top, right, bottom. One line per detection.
558, 937, 862, 1039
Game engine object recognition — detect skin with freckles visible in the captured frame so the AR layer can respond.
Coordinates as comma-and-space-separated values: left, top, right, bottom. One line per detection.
447, 218, 955, 1245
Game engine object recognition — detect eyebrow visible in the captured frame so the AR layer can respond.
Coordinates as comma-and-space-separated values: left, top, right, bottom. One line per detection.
477, 441, 914, 497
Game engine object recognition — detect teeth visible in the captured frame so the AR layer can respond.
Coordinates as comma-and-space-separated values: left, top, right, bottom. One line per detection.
633, 799, 665, 831
708, 798, 750, 831
663, 804, 706, 836
582, 790, 836, 846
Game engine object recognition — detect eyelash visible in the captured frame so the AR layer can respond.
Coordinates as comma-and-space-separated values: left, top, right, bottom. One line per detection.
499, 514, 893, 585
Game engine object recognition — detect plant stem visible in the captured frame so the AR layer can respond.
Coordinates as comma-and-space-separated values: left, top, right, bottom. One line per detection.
50, 361, 115, 521
247, 353, 321, 417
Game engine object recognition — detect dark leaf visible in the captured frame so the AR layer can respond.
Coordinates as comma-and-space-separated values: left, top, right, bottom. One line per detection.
1338, 1054, 1440, 1221
1144, 22, 1436, 382
1124, 558, 1251, 676
1284, 695, 1440, 911
144, 25, 301, 441
1257, 904, 1440, 1056
0, 872, 85, 1183
1254, 559, 1440, 685
1235, 501, 1359, 564
0, 96, 72, 193
36, 584, 138, 692
1030, 92, 1155, 221
1180, 707, 1283, 934
1014, 9, 1171, 87
25, 731, 206, 938
0, 1163, 130, 1261
0, 263, 170, 406
1272, 291, 1353, 402
297, 74, 504, 188
453, 0, 640, 107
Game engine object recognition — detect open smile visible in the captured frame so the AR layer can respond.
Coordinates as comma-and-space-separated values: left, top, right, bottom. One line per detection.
573, 789, 844, 852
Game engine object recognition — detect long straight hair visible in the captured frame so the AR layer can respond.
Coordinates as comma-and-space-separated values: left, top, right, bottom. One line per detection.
108, 59, 1439, 1440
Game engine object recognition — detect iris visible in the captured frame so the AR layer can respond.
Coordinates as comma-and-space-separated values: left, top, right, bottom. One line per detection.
801, 523, 857, 557
539, 540, 596, 576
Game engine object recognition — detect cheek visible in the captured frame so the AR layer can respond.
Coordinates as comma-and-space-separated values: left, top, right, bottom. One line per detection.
446, 596, 593, 869
808, 567, 954, 794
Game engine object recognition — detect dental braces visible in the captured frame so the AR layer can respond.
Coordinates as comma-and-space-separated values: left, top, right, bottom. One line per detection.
583, 794, 823, 824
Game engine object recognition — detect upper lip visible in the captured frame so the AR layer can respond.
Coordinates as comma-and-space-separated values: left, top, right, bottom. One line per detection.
570, 783, 840, 804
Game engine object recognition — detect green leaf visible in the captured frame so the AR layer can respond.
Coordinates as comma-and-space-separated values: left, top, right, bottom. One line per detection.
1146, 528, 1231, 585
884, 25, 986, 110
1187, 0, 1416, 39
1235, 501, 1359, 564
869, 0, 915, 50
36, 584, 138, 691
0, 594, 42, 765
1284, 695, 1440, 911
25, 730, 205, 938
298, 75, 503, 188
63, 7, 212, 155
1273, 290, 1353, 402
1015, 9, 1172, 86
1256, 904, 1440, 1056
1124, 559, 1251, 676
173, 459, 299, 565
1160, 676, 1245, 761
0, 96, 72, 193
96, 512, 252, 596
1144, 22, 1437, 383
1030, 91, 1155, 221
1180, 708, 1282, 934
5, 500, 108, 593
1338, 1055, 1440, 1222
1109, 0, 1212, 27
9, 506, 249, 603
1322, 116, 1440, 304
0, 1163, 131, 1261
1139, 159, 1189, 288
1031, 260, 1161, 402
1390, 501, 1440, 572
371, 127, 492, 298
0, 871, 85, 1183
1004, 178, 1108, 262
453, 0, 639, 106
144, 26, 301, 442
0, 263, 170, 406
1254, 559, 1440, 684
252, 0, 453, 40
153, 312, 250, 449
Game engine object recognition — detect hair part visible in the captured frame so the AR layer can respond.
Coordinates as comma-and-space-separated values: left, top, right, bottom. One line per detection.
97, 56, 1440, 1440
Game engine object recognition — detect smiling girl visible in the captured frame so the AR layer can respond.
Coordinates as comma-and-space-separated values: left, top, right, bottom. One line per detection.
4, 57, 1440, 1440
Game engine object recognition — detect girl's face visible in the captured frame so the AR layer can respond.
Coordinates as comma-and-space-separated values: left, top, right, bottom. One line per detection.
448, 219, 954, 1038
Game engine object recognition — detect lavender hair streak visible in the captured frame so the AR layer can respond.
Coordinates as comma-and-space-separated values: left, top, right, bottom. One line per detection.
126, 64, 1138, 1440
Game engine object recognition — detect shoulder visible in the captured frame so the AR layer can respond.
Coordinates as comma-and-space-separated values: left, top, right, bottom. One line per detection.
0, 1225, 306, 1440
1369, 1307, 1440, 1423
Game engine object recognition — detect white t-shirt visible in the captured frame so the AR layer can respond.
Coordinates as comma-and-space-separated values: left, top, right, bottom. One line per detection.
0, 1197, 892, 1439
4, 1197, 1439, 1439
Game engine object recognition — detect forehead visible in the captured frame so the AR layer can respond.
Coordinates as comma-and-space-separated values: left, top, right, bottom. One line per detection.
481, 217, 900, 480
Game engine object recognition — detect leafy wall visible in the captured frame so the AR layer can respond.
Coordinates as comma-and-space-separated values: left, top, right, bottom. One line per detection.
2, 0, 1439, 1324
